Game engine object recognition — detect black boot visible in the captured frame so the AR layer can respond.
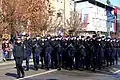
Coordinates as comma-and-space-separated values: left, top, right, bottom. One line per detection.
35, 68, 38, 71
16, 74, 21, 79
21, 74, 25, 78
58, 67, 61, 71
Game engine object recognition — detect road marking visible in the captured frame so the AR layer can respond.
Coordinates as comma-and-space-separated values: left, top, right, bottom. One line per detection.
17, 69, 57, 80
113, 70, 120, 74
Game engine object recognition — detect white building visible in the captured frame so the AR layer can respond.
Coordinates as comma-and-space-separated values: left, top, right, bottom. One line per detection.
75, 0, 115, 33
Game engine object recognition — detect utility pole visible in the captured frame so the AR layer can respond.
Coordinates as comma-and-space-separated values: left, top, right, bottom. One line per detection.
63, 0, 65, 29
74, 0, 76, 30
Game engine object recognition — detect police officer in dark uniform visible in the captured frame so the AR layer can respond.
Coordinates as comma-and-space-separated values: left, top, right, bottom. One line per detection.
44, 38, 53, 70
32, 37, 41, 70
90, 35, 97, 71
66, 42, 76, 70
101, 36, 106, 68
13, 38, 25, 78
24, 36, 32, 71
39, 37, 45, 69
109, 39, 114, 66
50, 37, 58, 69
55, 38, 64, 70
74, 37, 81, 69
105, 38, 111, 67
79, 37, 86, 69
96, 37, 102, 70
115, 39, 119, 64
84, 36, 92, 70
61, 37, 69, 69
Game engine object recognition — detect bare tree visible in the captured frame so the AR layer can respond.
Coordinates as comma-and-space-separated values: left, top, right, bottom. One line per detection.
0, 0, 51, 36
66, 11, 86, 35
46, 8, 63, 35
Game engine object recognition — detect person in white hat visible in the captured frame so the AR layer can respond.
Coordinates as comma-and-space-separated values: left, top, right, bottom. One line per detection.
13, 38, 25, 78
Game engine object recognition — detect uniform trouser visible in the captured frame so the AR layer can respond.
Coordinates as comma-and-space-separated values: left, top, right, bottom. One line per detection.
91, 57, 97, 71
109, 55, 113, 66
26, 50, 31, 70
75, 55, 80, 68
115, 48, 118, 64
62, 51, 67, 68
15, 57, 24, 76
57, 55, 62, 69
80, 57, 85, 68
118, 48, 120, 57
106, 57, 110, 67
67, 56, 74, 69
105, 54, 110, 67
33, 53, 40, 69
62, 55, 66, 67
115, 55, 118, 64
97, 57, 102, 69
45, 54, 51, 69
86, 56, 91, 69
40, 51, 45, 68
51, 53, 57, 68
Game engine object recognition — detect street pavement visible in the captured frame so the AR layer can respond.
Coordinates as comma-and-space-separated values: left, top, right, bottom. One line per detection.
0, 60, 120, 80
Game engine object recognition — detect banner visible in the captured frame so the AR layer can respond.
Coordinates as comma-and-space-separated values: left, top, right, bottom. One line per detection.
106, 5, 115, 32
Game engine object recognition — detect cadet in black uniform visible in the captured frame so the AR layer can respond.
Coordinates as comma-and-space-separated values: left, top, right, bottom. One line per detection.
32, 37, 41, 70
39, 38, 45, 69
66, 42, 76, 70
13, 38, 25, 78
44, 38, 53, 70
50, 37, 57, 69
55, 37, 64, 70
24, 36, 32, 71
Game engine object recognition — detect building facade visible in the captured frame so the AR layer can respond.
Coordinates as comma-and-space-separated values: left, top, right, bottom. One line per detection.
47, 0, 73, 35
75, 0, 115, 34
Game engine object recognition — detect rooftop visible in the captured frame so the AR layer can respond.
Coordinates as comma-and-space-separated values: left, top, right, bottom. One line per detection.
75, 0, 114, 10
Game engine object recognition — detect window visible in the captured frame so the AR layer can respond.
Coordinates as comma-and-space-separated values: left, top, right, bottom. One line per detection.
57, 0, 62, 3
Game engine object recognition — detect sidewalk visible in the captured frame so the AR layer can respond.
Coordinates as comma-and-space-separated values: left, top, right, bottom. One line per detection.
0, 59, 33, 66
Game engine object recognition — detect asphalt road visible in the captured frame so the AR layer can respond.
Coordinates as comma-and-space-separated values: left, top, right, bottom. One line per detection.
0, 61, 120, 80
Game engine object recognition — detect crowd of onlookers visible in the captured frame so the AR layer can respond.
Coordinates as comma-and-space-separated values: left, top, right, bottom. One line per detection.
2, 39, 14, 62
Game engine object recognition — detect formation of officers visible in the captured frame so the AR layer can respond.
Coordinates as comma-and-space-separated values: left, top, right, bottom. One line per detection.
13, 35, 119, 78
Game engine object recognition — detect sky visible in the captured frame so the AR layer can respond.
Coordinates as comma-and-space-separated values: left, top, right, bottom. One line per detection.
103, 0, 120, 7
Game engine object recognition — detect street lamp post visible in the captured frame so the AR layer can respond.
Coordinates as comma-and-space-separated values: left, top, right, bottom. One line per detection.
74, 0, 76, 30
